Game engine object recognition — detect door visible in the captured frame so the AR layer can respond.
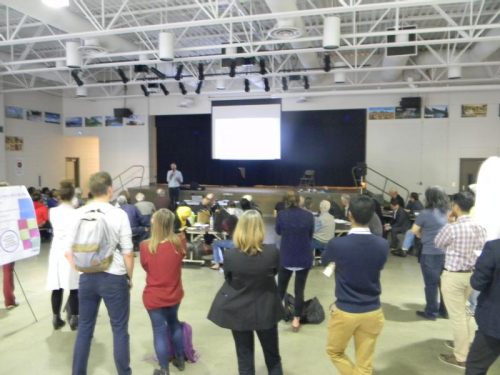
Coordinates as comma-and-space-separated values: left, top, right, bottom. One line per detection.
65, 157, 80, 187
459, 158, 485, 191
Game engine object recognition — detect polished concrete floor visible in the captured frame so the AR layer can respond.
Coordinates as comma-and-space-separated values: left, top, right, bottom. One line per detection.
2, 242, 499, 375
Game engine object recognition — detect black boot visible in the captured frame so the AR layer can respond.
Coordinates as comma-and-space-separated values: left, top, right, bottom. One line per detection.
68, 315, 79, 331
52, 315, 65, 330
153, 367, 169, 375
173, 356, 185, 371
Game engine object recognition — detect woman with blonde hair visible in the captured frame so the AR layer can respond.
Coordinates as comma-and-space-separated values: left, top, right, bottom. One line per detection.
140, 209, 186, 375
208, 210, 284, 375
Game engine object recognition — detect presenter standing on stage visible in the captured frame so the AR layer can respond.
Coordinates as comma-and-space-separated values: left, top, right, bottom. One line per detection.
167, 163, 183, 211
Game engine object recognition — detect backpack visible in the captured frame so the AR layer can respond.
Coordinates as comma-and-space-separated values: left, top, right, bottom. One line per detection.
283, 293, 325, 324
72, 208, 118, 273
167, 322, 199, 363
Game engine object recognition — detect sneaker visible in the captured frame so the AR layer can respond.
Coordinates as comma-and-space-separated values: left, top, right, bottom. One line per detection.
416, 310, 437, 321
6, 303, 19, 310
444, 340, 454, 349
438, 353, 465, 369
391, 249, 407, 257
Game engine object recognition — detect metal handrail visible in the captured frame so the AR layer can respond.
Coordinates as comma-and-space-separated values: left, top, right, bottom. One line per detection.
112, 165, 145, 197
352, 165, 410, 203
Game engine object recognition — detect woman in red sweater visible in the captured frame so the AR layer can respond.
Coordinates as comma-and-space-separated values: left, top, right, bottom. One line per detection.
140, 209, 186, 375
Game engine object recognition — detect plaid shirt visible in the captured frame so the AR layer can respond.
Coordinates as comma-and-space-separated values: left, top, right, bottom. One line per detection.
434, 215, 486, 271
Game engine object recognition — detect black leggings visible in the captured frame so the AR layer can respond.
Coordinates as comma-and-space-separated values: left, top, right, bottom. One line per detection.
277, 267, 310, 318
51, 289, 79, 316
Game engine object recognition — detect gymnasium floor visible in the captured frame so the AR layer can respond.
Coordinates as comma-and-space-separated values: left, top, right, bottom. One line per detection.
2, 239, 499, 374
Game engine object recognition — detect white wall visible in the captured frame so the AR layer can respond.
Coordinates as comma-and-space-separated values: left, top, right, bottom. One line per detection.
4, 92, 64, 187
61, 136, 100, 195
0, 93, 6, 181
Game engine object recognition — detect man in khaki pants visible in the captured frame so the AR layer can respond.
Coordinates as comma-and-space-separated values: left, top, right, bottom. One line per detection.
322, 195, 389, 374
435, 192, 486, 369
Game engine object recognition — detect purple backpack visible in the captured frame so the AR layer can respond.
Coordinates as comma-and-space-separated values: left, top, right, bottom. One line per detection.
167, 322, 199, 363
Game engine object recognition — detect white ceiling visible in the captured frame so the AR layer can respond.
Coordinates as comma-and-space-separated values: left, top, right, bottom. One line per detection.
0, 0, 499, 99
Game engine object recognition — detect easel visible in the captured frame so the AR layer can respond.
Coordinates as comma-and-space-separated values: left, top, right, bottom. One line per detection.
12, 268, 38, 322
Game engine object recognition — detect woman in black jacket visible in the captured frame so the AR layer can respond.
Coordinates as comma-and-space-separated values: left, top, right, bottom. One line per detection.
208, 210, 284, 375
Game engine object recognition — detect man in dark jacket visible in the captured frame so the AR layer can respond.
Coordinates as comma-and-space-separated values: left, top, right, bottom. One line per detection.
466, 239, 500, 374
386, 198, 411, 250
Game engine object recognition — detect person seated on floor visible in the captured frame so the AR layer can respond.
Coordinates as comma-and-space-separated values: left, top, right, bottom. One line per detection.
242, 194, 261, 214
406, 192, 424, 213
153, 188, 170, 210
134, 192, 156, 224
328, 197, 344, 219
388, 188, 405, 208
339, 194, 351, 220
175, 204, 193, 232
205, 193, 220, 214
312, 200, 336, 253
116, 195, 149, 248
33, 190, 51, 241
385, 198, 412, 251
240, 197, 252, 212
47, 189, 59, 209
210, 213, 239, 271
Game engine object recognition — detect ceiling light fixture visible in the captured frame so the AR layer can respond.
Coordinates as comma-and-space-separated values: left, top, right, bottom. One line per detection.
244, 79, 250, 93
259, 59, 266, 75
229, 60, 237, 78
175, 65, 183, 81
71, 70, 84, 86
195, 81, 203, 95
116, 68, 129, 84
151, 67, 167, 80
263, 77, 270, 92
324, 55, 331, 72
178, 82, 187, 95
198, 63, 205, 80
41, 0, 70, 9
323, 16, 341, 49
158, 32, 175, 61
66, 41, 81, 68
303, 76, 310, 90
159, 83, 169, 96
140, 84, 150, 97
282, 77, 288, 91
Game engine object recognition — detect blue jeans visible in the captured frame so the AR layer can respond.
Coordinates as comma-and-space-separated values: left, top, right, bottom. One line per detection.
402, 230, 415, 250
212, 239, 234, 264
420, 254, 446, 317
311, 238, 328, 252
72, 273, 131, 375
147, 304, 184, 369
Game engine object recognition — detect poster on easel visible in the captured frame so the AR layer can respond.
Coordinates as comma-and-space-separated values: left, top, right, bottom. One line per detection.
0, 186, 40, 266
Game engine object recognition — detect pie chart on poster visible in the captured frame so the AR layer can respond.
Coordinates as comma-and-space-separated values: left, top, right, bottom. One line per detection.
0, 230, 20, 253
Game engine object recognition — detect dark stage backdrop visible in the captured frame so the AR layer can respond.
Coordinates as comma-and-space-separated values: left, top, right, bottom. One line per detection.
156, 109, 366, 186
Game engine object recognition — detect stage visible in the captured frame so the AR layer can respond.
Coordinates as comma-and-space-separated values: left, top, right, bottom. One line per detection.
129, 184, 361, 216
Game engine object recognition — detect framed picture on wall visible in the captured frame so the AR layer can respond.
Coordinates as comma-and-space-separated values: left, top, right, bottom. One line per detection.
5, 106, 24, 119
105, 116, 123, 127
85, 116, 104, 127
461, 104, 487, 118
5, 136, 23, 151
424, 105, 449, 118
26, 110, 43, 122
45, 112, 61, 124
65, 117, 83, 127
395, 107, 421, 119
368, 107, 396, 120
123, 114, 145, 126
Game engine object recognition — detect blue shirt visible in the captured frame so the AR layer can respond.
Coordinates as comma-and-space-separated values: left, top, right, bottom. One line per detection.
322, 228, 389, 313
415, 209, 447, 255
275, 207, 314, 269
120, 203, 147, 228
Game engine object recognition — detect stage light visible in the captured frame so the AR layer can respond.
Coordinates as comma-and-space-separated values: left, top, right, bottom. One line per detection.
178, 82, 187, 95
198, 63, 205, 80
259, 59, 266, 75
244, 79, 250, 93
150, 67, 167, 80
263, 77, 270, 92
175, 65, 183, 81
323, 16, 341, 49
195, 81, 203, 95
159, 83, 169, 96
281, 77, 288, 91
303, 76, 310, 90
116, 68, 129, 84
76, 86, 87, 97
158, 32, 175, 61
42, 0, 69, 8
229, 60, 236, 78
66, 41, 81, 68
140, 84, 150, 97
71, 70, 84, 86
324, 54, 331, 72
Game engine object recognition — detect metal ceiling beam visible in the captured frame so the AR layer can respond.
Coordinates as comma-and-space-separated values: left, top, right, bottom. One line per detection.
0, 0, 477, 47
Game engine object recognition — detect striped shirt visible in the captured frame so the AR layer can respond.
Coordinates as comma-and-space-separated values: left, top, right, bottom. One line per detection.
434, 215, 486, 271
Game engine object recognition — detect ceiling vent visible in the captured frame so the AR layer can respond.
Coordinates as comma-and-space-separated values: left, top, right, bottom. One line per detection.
268, 19, 302, 40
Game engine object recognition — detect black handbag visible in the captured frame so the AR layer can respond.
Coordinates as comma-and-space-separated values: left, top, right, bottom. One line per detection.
283, 293, 325, 324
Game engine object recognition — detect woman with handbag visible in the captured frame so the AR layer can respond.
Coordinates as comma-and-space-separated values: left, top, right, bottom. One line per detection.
208, 210, 284, 375
140, 209, 186, 375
